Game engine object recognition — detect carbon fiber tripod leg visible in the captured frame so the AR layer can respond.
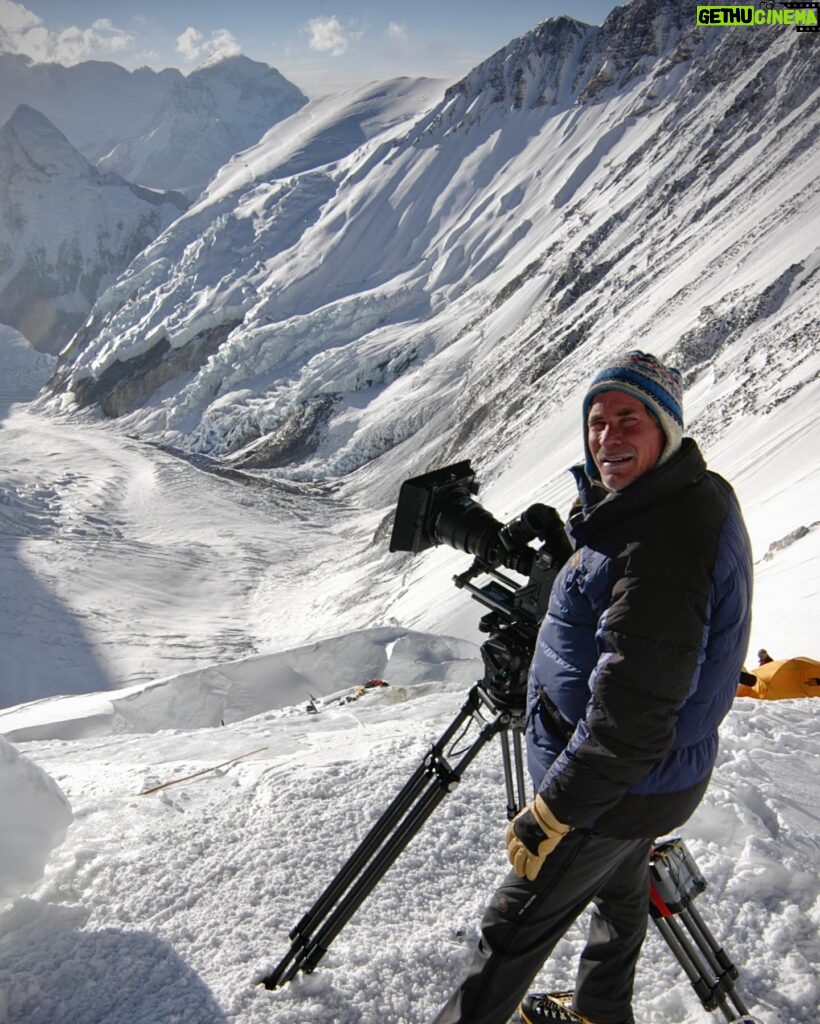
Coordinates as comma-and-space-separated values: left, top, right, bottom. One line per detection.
499, 721, 527, 820
652, 913, 739, 1021
261, 684, 526, 989
677, 903, 752, 1020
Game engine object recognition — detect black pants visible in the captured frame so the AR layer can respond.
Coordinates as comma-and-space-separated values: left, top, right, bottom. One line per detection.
431, 831, 652, 1024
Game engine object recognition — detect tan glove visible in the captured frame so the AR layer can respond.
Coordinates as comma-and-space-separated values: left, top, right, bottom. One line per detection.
505, 794, 572, 881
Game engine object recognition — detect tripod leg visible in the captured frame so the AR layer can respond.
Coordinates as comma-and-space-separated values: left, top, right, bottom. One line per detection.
679, 904, 751, 1019
288, 750, 477, 980
263, 757, 433, 988
651, 913, 736, 1021
262, 685, 510, 988
300, 701, 529, 970
498, 721, 528, 819
649, 844, 758, 1023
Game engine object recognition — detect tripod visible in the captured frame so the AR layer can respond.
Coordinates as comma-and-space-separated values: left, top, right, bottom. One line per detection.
262, 687, 761, 1022
263, 541, 549, 991
262, 678, 528, 989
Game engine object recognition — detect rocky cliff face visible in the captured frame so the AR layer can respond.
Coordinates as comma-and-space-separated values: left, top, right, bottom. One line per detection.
0, 105, 188, 354
420, 0, 697, 128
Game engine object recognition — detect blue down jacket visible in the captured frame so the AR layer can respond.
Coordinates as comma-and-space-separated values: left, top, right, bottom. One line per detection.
526, 438, 752, 839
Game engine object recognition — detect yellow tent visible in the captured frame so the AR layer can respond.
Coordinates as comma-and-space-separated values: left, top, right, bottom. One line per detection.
736, 657, 820, 700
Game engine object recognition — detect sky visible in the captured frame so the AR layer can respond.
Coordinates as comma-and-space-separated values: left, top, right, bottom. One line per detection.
0, 0, 621, 95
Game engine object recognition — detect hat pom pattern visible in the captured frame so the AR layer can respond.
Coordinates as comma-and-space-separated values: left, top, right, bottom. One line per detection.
582, 350, 684, 479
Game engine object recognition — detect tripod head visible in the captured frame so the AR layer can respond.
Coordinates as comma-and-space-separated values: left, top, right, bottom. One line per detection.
389, 461, 571, 709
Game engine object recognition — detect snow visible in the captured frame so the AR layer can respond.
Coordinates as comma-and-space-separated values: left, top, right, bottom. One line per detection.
0, 326, 55, 399
0, 628, 817, 1023
0, 737, 71, 900
1, 353, 819, 1021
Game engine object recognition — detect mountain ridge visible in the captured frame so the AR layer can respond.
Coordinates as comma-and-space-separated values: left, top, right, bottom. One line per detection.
0, 52, 308, 194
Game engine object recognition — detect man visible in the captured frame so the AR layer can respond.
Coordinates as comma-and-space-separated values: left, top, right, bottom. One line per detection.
432, 351, 753, 1024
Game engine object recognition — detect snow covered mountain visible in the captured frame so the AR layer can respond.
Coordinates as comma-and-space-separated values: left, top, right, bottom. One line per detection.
96, 56, 309, 194
47, 0, 818, 510
26, 0, 815, 691
0, 52, 308, 195
0, 105, 189, 354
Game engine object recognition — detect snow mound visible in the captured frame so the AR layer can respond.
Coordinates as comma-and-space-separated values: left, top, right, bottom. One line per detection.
0, 627, 481, 742
0, 737, 72, 900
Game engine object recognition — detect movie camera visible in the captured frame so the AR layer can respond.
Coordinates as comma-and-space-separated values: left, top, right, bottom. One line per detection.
388, 460, 571, 708
262, 460, 570, 988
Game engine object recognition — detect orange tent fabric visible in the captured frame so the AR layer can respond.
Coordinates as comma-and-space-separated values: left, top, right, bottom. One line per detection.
736, 658, 820, 700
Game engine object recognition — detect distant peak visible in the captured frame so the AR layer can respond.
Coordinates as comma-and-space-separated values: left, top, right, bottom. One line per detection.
197, 51, 248, 70
7, 103, 55, 129
191, 52, 274, 77
1, 103, 92, 175
2, 103, 78, 150
535, 13, 595, 30
187, 52, 306, 100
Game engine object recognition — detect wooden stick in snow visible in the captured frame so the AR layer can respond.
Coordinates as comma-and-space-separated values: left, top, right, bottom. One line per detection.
139, 746, 269, 795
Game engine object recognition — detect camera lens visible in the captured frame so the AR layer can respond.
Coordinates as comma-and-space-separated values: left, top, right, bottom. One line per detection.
433, 488, 503, 563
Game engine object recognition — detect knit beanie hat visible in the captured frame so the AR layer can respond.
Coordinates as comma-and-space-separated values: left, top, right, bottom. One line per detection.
582, 350, 684, 479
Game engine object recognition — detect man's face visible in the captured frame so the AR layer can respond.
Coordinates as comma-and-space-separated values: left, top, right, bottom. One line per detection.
587, 390, 665, 490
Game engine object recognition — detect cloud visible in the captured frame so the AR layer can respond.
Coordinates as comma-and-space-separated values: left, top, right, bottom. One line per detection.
0, 1, 131, 64
306, 16, 362, 57
386, 21, 408, 44
176, 25, 241, 64
176, 26, 203, 62
0, 0, 38, 31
